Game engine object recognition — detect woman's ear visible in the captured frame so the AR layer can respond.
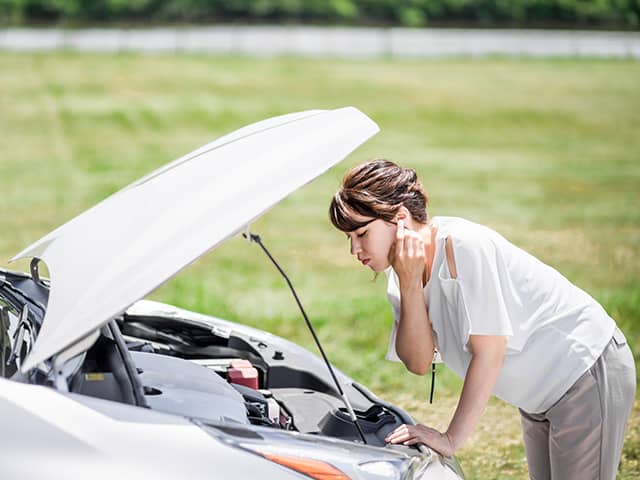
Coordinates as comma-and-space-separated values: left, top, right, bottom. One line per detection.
395, 206, 410, 222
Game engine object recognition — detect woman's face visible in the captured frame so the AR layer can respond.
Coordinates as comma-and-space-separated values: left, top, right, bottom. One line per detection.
345, 214, 397, 272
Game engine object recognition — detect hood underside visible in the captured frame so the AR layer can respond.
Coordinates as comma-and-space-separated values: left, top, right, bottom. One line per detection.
14, 106, 379, 372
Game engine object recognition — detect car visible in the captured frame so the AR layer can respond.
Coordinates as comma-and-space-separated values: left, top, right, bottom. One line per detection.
0, 107, 465, 480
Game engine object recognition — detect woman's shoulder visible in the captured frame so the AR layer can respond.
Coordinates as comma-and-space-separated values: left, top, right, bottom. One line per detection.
431, 216, 498, 244
432, 217, 536, 271
431, 215, 483, 231
431, 216, 515, 268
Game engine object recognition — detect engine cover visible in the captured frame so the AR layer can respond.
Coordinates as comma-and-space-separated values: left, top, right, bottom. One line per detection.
130, 351, 249, 424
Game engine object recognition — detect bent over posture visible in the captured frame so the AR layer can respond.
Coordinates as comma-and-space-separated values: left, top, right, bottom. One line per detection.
329, 159, 635, 479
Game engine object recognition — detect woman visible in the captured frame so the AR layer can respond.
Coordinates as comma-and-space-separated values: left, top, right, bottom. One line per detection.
329, 159, 635, 479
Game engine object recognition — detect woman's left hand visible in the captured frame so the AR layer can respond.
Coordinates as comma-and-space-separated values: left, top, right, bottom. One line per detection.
385, 423, 456, 457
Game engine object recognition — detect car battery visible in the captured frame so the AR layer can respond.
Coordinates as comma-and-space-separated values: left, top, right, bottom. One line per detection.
227, 359, 259, 390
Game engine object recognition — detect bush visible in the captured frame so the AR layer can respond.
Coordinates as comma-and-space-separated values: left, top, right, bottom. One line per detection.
1, 0, 638, 28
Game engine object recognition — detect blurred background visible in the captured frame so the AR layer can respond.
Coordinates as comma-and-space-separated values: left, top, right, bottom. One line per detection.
1, 0, 640, 29
1, 2, 638, 479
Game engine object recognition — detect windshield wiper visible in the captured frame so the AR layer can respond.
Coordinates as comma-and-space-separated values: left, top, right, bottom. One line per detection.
244, 232, 367, 444
7, 304, 35, 369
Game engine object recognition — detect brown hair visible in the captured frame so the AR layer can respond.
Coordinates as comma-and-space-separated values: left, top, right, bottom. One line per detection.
329, 159, 429, 232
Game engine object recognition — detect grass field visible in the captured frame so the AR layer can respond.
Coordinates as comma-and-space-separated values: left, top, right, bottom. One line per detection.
0, 52, 638, 479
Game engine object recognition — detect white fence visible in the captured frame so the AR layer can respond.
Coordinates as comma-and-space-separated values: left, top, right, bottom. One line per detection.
1, 26, 639, 58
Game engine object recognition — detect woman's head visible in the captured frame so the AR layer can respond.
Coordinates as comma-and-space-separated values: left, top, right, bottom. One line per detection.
329, 159, 429, 272
329, 159, 429, 232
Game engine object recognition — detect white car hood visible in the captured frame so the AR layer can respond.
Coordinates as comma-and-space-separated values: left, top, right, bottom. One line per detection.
14, 106, 379, 372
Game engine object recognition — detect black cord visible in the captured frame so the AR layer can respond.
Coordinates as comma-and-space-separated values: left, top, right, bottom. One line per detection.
429, 363, 436, 404
244, 232, 368, 444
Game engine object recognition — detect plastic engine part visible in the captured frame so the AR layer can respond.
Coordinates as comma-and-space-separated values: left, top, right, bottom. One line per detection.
228, 360, 259, 390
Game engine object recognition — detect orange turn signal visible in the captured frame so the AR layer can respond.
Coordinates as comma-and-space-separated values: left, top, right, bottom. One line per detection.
259, 452, 350, 480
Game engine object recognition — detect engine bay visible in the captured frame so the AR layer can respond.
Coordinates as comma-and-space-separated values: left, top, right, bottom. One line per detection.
109, 313, 404, 447
119, 334, 401, 446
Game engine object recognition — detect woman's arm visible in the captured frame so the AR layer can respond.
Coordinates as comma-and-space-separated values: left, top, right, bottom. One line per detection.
385, 334, 507, 455
390, 220, 435, 375
445, 334, 507, 450
395, 282, 434, 375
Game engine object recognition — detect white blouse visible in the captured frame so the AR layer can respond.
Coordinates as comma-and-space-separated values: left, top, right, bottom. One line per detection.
385, 216, 615, 413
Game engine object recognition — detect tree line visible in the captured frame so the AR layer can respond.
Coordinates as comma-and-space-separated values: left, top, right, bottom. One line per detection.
1, 0, 638, 29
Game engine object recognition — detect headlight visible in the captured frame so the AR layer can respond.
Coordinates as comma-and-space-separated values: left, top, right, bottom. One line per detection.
358, 460, 403, 479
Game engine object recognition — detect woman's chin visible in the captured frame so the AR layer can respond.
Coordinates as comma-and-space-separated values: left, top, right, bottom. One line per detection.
371, 262, 389, 273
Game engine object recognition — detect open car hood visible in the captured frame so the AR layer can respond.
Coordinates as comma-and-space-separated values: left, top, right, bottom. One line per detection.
14, 107, 379, 372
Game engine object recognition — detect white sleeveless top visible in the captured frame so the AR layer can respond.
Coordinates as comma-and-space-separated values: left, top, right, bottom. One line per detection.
385, 216, 616, 413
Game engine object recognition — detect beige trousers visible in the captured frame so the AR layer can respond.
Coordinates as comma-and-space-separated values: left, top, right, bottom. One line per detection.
519, 327, 636, 480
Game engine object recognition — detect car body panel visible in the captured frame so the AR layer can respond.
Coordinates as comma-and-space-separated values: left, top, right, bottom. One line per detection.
15, 106, 379, 372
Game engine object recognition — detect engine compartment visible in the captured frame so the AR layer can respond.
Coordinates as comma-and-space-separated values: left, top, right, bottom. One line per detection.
18, 296, 412, 451
68, 312, 406, 447
121, 337, 401, 446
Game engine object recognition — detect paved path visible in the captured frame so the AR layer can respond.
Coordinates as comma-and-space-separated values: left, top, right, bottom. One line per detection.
1, 26, 639, 58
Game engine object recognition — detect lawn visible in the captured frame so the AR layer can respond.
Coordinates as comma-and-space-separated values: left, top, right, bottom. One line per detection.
0, 51, 638, 479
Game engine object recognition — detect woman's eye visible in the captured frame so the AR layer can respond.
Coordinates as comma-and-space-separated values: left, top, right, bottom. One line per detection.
357, 230, 367, 238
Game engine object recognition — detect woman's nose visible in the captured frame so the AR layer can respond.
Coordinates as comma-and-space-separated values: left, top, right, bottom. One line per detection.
350, 238, 361, 256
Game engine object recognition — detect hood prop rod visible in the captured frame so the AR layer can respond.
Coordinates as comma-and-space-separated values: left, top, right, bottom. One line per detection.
244, 232, 367, 444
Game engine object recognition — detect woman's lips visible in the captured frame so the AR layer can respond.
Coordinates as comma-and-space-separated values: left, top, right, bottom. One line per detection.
361, 258, 370, 266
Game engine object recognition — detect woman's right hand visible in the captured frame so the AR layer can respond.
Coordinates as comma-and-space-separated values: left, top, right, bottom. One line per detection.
388, 219, 426, 289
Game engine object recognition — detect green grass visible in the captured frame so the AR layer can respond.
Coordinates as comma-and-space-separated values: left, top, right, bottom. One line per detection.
1, 52, 638, 479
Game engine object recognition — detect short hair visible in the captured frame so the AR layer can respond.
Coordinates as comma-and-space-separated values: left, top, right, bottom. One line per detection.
329, 159, 429, 232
